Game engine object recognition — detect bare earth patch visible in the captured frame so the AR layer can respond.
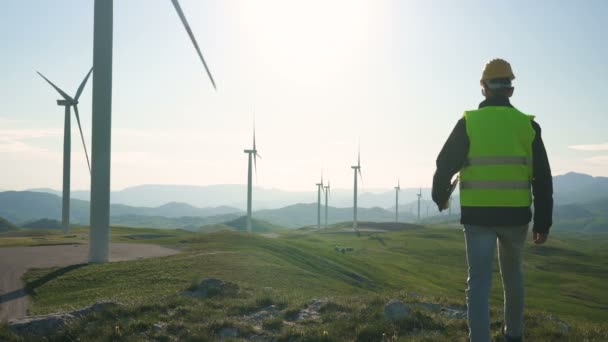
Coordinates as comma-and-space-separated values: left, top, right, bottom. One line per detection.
0, 243, 178, 321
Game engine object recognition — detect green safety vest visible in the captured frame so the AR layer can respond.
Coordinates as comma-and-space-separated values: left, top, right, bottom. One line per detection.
460, 106, 535, 207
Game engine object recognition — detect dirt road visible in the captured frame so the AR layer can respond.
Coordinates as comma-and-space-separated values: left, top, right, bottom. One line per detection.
0, 243, 178, 321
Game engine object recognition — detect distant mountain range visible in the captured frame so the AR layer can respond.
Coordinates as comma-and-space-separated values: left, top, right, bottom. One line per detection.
0, 191, 242, 229
26, 172, 607, 210
1, 172, 606, 232
27, 185, 434, 210
0, 191, 422, 229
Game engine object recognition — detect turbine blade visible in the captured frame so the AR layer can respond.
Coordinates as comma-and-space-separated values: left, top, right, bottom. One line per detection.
37, 71, 72, 101
254, 153, 258, 177
73, 105, 91, 174
170, 0, 217, 90
74, 67, 93, 101
253, 128, 256, 151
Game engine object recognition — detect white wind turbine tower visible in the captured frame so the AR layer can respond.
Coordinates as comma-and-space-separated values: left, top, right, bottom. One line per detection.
351, 150, 363, 234
37, 68, 93, 234
417, 188, 422, 221
316, 176, 324, 229
89, 0, 216, 262
394, 179, 400, 223
244, 125, 261, 233
324, 181, 331, 228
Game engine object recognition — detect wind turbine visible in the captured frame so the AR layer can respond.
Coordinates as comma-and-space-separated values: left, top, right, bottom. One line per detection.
448, 196, 453, 216
394, 179, 400, 223
417, 188, 422, 221
244, 125, 261, 233
37, 68, 93, 234
316, 175, 324, 229
89, 0, 217, 262
324, 181, 331, 228
351, 150, 362, 234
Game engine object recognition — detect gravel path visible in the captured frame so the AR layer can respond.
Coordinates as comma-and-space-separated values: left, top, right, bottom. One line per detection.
0, 243, 179, 321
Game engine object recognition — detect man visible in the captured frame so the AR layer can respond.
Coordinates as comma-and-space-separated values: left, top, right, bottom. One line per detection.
432, 58, 553, 342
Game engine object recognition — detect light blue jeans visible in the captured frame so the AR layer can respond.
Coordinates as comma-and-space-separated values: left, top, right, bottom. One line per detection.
463, 224, 528, 342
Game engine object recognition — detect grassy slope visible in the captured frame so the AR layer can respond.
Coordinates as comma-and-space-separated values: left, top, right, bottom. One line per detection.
0, 226, 197, 248
3, 226, 608, 340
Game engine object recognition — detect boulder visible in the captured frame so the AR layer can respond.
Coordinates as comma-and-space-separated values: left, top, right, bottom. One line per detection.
219, 326, 239, 338
383, 299, 411, 321
185, 278, 239, 298
296, 299, 327, 321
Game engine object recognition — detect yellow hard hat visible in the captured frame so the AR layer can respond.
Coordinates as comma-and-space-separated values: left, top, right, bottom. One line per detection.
481, 58, 515, 82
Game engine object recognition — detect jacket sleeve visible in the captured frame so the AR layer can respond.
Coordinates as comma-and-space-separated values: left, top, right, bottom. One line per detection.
432, 118, 469, 209
531, 121, 553, 234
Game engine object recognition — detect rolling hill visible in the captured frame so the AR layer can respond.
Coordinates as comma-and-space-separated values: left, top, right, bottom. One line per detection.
254, 203, 417, 228
0, 191, 241, 227
8, 227, 608, 341
0, 216, 17, 232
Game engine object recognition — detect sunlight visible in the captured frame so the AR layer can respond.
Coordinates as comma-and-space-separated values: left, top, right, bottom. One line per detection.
232, 0, 390, 83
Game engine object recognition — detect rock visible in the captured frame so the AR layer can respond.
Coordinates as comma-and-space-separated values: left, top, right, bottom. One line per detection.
152, 323, 166, 332
557, 321, 570, 333
296, 299, 327, 321
546, 315, 570, 333
185, 278, 239, 298
71, 300, 120, 317
9, 313, 73, 336
9, 301, 121, 336
412, 302, 442, 312
245, 305, 281, 324
440, 308, 467, 320
383, 299, 411, 321
219, 326, 239, 338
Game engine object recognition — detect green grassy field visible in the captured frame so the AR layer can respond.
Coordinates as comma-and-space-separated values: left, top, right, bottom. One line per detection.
1, 225, 607, 341
0, 226, 197, 248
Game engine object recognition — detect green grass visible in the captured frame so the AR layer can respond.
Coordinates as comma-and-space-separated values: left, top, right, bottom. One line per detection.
0, 226, 198, 247
3, 225, 608, 340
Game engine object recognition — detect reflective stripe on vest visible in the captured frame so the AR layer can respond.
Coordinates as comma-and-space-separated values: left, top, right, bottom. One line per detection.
460, 180, 531, 190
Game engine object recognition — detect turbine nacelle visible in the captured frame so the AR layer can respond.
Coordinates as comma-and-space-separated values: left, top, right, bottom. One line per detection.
56, 99, 74, 106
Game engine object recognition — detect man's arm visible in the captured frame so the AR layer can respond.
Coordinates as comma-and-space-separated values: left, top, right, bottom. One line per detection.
432, 119, 469, 209
531, 121, 553, 235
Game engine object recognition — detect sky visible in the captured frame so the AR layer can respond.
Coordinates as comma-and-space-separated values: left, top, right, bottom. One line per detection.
1, 0, 607, 193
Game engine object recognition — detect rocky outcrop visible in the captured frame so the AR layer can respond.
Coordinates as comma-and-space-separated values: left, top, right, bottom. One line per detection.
183, 278, 239, 298
383, 299, 412, 321
8, 301, 120, 336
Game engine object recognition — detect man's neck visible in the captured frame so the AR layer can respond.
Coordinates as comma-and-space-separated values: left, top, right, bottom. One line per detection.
479, 96, 512, 108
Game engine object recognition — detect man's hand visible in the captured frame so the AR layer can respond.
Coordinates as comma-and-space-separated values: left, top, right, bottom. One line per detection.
438, 199, 449, 212
533, 232, 548, 244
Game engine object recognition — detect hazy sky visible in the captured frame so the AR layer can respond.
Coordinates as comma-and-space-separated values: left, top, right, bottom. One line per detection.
1, 0, 607, 192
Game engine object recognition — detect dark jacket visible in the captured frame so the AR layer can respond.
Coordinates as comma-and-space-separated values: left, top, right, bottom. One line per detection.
432, 97, 553, 234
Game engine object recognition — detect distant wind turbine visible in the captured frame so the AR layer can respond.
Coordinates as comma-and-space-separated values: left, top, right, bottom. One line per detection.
244, 124, 261, 233
394, 179, 400, 223
316, 175, 324, 229
89, 0, 217, 262
37, 67, 93, 234
417, 188, 422, 221
448, 196, 453, 216
324, 181, 331, 228
351, 150, 363, 233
